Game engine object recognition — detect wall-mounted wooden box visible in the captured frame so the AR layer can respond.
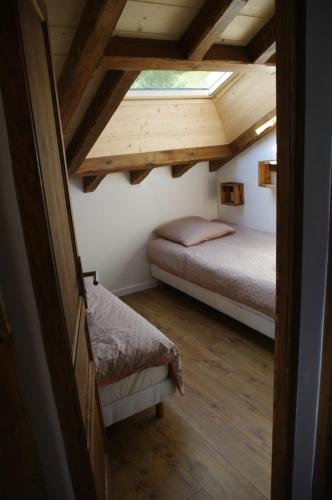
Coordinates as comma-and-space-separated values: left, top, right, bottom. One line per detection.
220, 182, 244, 206
259, 160, 277, 188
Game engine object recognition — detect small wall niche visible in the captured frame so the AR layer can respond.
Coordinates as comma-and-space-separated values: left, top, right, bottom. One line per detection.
220, 182, 244, 206
259, 160, 277, 188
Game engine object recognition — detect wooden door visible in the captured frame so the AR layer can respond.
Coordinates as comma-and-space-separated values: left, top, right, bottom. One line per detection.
0, 1, 110, 498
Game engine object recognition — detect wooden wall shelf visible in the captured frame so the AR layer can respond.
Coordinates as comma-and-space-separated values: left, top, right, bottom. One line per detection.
220, 182, 244, 206
259, 160, 277, 188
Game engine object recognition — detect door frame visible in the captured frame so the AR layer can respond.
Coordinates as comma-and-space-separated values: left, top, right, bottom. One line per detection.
272, 0, 306, 496
272, 0, 332, 498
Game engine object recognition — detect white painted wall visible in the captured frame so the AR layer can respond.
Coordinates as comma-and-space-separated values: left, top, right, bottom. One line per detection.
216, 130, 277, 233
70, 163, 217, 294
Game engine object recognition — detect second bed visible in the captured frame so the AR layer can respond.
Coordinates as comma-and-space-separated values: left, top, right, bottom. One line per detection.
148, 223, 276, 338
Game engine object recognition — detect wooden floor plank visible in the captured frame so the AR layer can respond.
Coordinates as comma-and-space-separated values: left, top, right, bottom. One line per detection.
107, 285, 273, 499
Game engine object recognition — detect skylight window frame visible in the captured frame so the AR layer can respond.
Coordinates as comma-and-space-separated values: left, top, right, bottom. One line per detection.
125, 71, 233, 100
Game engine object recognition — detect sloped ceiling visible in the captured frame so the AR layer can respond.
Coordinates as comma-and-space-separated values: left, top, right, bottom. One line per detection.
45, 0, 276, 189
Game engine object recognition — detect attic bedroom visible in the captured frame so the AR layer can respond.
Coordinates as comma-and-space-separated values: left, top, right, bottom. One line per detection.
6, 1, 332, 500
44, 0, 277, 497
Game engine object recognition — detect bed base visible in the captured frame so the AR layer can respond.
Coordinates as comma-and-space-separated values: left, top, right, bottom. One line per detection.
101, 377, 175, 427
151, 264, 275, 339
156, 402, 164, 418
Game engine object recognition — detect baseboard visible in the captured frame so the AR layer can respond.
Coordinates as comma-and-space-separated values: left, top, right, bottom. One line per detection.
111, 279, 159, 297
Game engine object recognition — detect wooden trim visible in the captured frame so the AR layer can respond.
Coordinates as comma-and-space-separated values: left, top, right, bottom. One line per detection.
271, 0, 306, 498
248, 16, 276, 63
71, 296, 84, 364
181, 0, 248, 61
130, 169, 152, 185
0, 2, 97, 497
172, 162, 196, 178
43, 10, 84, 315
67, 71, 139, 175
57, 0, 127, 131
209, 109, 276, 172
76, 145, 232, 177
100, 37, 275, 73
82, 175, 106, 193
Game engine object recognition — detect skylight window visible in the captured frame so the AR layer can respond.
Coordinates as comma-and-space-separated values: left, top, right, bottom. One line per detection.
128, 71, 232, 98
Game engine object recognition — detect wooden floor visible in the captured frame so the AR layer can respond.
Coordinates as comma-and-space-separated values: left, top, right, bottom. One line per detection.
107, 286, 274, 500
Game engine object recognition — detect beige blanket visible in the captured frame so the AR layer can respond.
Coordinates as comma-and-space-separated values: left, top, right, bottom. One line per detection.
148, 224, 276, 318
85, 280, 183, 393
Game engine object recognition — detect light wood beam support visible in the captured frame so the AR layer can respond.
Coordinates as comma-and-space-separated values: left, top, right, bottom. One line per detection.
75, 145, 231, 177
248, 16, 276, 63
101, 38, 275, 74
82, 175, 106, 193
67, 70, 139, 175
172, 163, 196, 178
181, 0, 248, 60
58, 0, 127, 131
130, 169, 152, 185
209, 109, 276, 172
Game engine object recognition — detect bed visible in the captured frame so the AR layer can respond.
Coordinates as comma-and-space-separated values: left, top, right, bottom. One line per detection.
85, 279, 183, 427
148, 223, 276, 338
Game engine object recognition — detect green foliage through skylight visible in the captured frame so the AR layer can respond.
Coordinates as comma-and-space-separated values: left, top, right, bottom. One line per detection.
131, 71, 229, 91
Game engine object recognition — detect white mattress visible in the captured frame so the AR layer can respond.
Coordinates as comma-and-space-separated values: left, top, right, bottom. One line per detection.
99, 364, 169, 407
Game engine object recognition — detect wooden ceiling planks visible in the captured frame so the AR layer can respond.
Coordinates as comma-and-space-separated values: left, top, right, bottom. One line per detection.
181, 0, 249, 60
67, 70, 139, 175
113, 0, 202, 41
210, 108, 277, 172
58, 0, 128, 131
47, 0, 276, 184
75, 105, 276, 191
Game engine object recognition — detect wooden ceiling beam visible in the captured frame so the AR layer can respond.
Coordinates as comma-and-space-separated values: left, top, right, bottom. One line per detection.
209, 159, 229, 171
172, 163, 196, 178
130, 169, 152, 185
82, 175, 106, 193
58, 0, 127, 131
101, 37, 275, 73
181, 0, 248, 60
209, 109, 277, 172
248, 16, 276, 64
66, 70, 139, 175
75, 145, 231, 177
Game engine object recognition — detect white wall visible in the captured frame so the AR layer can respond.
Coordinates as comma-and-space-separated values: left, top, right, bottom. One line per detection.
70, 162, 217, 294
216, 130, 277, 233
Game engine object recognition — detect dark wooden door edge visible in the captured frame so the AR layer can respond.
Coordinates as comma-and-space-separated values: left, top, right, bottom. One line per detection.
271, 0, 306, 498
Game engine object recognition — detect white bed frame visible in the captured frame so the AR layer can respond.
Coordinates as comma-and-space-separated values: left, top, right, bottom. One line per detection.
101, 377, 176, 427
151, 264, 275, 339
